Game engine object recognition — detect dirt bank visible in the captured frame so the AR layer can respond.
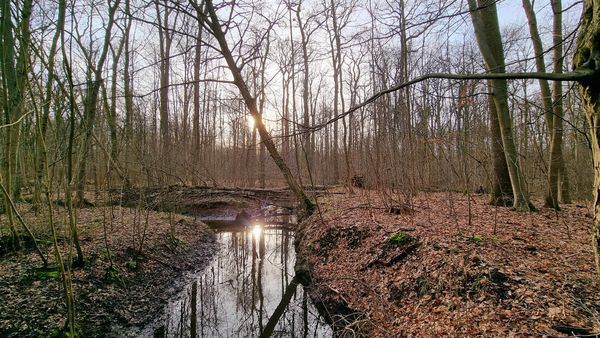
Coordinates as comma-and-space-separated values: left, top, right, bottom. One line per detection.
117, 185, 296, 218
296, 190, 600, 337
0, 204, 217, 337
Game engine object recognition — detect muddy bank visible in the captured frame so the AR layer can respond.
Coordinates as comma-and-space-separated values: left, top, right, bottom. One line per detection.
295, 190, 600, 337
0, 205, 217, 337
116, 185, 297, 218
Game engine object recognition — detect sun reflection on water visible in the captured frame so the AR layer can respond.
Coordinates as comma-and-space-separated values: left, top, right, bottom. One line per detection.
251, 224, 262, 239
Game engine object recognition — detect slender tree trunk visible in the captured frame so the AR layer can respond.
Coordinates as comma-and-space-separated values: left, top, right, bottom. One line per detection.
522, 0, 566, 209
156, 0, 172, 185
108, 40, 124, 172
296, 4, 312, 175
75, 0, 120, 204
203, 0, 314, 214
550, 0, 571, 205
35, 0, 65, 207
329, 0, 340, 184
193, 10, 203, 185
123, 0, 133, 185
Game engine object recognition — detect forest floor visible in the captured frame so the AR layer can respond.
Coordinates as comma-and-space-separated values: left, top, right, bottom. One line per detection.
0, 185, 300, 337
0, 200, 217, 337
297, 189, 600, 337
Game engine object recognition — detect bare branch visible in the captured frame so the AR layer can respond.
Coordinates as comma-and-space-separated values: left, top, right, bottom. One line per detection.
309, 69, 596, 131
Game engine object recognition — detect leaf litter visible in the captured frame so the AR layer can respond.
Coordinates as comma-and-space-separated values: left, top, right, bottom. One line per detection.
0, 204, 217, 337
297, 190, 600, 337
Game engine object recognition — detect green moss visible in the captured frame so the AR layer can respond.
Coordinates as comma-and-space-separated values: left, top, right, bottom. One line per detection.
387, 230, 409, 245
21, 266, 59, 285
467, 235, 483, 245
48, 322, 84, 338
126, 259, 138, 271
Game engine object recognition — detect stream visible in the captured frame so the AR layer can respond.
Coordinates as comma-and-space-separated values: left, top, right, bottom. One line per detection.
142, 208, 332, 338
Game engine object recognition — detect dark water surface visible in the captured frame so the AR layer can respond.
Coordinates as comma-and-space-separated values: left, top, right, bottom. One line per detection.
143, 216, 332, 338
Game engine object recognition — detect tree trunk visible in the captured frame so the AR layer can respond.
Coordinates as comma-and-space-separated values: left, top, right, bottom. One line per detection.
122, 0, 133, 186
203, 0, 314, 214
488, 82, 513, 205
468, 0, 533, 210
1, 0, 31, 246
193, 10, 203, 185
75, 0, 120, 204
548, 0, 571, 206
35, 0, 65, 207
296, 4, 313, 174
522, 0, 565, 209
156, 0, 172, 184
574, 0, 600, 278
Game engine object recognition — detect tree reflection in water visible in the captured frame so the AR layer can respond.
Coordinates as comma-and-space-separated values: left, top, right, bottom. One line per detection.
149, 223, 332, 338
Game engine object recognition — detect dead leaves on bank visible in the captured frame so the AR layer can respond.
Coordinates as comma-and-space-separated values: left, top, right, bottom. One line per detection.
298, 191, 600, 337
0, 205, 216, 337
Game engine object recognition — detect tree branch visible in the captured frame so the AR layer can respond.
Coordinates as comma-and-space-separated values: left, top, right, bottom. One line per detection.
309, 69, 596, 131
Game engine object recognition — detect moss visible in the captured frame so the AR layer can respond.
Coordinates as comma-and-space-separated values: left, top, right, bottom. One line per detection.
48, 322, 84, 338
467, 235, 483, 245
125, 258, 138, 271
21, 266, 59, 285
387, 230, 409, 245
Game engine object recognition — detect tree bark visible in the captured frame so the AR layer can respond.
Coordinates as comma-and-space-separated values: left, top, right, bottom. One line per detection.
550, 0, 571, 205
468, 0, 533, 210
123, 0, 133, 186
488, 81, 514, 205
0, 0, 30, 246
574, 0, 600, 278
296, 4, 313, 175
193, 7, 203, 185
156, 0, 172, 184
522, 0, 568, 209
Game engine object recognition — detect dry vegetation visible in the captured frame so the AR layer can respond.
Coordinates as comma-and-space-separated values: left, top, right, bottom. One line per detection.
297, 190, 600, 337
0, 204, 216, 337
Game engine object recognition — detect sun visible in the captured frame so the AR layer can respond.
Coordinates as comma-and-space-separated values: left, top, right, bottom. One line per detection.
247, 115, 255, 129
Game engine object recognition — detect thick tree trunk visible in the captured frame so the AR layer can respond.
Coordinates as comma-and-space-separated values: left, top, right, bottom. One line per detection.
574, 0, 600, 278
468, 0, 533, 210
1, 0, 31, 246
488, 82, 514, 205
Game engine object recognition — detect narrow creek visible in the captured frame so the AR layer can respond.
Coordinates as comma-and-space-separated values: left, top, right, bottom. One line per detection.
142, 207, 332, 338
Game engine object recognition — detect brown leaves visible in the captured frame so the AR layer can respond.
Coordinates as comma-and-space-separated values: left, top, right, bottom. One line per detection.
298, 190, 600, 337
0, 204, 217, 337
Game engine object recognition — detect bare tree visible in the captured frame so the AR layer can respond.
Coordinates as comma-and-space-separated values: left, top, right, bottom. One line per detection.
468, 0, 533, 210
198, 0, 315, 214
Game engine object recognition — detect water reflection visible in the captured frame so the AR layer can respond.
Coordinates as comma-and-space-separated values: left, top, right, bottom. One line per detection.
147, 222, 332, 338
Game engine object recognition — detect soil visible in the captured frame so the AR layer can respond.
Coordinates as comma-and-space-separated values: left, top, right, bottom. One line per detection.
0, 202, 217, 337
296, 189, 600, 337
116, 185, 297, 218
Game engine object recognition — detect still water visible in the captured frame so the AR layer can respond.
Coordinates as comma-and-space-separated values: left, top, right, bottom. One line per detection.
146, 221, 332, 338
